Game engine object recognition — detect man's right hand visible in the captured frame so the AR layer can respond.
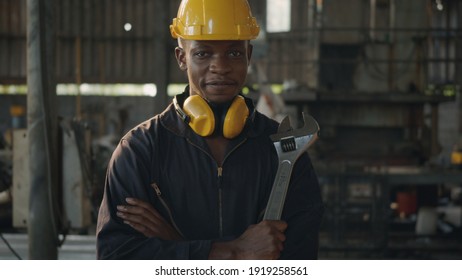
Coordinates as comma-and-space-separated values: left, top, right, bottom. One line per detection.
116, 197, 183, 241
209, 220, 288, 260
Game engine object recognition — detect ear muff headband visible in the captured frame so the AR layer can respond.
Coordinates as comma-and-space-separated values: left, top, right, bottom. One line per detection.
174, 94, 249, 139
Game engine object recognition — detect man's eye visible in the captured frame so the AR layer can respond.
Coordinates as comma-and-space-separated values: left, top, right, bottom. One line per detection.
194, 51, 208, 58
229, 51, 243, 57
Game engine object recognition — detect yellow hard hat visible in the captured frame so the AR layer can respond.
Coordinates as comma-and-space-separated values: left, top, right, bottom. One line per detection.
170, 0, 260, 40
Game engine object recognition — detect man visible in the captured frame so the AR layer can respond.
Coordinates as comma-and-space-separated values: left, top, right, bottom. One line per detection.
96, 0, 323, 260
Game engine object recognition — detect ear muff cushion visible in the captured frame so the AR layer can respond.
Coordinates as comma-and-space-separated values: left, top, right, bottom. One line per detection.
182, 95, 215, 137
223, 95, 249, 139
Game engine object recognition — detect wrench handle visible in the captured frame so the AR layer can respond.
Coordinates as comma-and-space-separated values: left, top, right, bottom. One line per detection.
263, 160, 294, 220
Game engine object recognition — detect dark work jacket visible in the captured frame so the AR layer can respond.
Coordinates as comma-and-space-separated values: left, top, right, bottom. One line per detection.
96, 95, 324, 259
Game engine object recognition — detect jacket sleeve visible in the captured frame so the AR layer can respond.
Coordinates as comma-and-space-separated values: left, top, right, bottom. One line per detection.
280, 152, 324, 260
96, 128, 212, 260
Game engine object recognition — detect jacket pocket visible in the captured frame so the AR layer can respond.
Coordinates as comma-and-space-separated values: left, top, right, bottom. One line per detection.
151, 182, 185, 238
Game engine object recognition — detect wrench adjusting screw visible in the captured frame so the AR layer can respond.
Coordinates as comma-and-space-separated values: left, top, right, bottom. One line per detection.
280, 136, 296, 152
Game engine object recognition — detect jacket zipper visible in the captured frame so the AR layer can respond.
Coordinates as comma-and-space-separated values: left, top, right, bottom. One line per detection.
151, 183, 185, 238
217, 167, 224, 237
186, 137, 247, 238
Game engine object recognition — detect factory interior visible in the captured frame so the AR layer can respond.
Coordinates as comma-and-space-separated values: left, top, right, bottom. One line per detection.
0, 0, 461, 260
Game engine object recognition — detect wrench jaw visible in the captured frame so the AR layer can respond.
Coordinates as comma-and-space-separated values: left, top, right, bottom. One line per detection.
270, 113, 319, 142
271, 112, 319, 163
263, 113, 319, 221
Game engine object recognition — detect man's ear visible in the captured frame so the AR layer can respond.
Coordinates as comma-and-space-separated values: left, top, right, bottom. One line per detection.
175, 47, 187, 71
247, 43, 253, 64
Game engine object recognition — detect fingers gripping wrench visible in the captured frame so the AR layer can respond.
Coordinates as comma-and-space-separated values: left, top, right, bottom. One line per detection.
263, 113, 319, 220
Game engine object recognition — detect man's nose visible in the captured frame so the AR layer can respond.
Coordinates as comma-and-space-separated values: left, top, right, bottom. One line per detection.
209, 55, 232, 74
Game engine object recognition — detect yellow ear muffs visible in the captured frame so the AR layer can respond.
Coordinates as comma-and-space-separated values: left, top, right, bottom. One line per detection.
176, 94, 249, 138
223, 95, 249, 139
182, 95, 215, 137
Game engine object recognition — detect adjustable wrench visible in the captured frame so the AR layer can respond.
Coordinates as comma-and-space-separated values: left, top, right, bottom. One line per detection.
263, 113, 319, 220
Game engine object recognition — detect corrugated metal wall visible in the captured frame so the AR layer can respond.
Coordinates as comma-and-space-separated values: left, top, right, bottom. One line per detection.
0, 0, 27, 83
0, 0, 266, 85
0, 0, 187, 84
0, 0, 459, 88
0, 0, 335, 86
56, 0, 168, 83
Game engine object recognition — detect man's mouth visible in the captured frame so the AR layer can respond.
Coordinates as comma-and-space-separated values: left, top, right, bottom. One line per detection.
206, 80, 236, 86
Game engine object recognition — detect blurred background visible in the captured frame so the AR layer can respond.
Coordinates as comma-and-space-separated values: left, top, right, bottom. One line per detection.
0, 0, 461, 259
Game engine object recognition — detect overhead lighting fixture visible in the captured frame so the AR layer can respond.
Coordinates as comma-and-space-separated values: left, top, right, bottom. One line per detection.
124, 23, 132, 32
436, 0, 443, 11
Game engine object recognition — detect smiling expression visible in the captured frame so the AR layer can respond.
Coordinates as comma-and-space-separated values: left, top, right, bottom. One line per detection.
175, 40, 253, 104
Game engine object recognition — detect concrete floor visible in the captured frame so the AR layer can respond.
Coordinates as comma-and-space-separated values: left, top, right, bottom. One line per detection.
0, 233, 96, 260
3, 231, 460, 260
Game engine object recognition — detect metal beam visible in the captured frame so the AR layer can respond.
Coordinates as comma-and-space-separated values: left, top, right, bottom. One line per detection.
458, 0, 462, 136
152, 0, 171, 114
27, 0, 59, 259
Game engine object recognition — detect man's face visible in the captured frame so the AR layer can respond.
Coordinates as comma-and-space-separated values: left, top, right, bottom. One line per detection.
175, 40, 252, 104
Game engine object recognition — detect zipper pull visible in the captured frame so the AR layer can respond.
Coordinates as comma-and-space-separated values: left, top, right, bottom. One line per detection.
151, 183, 161, 196
217, 167, 223, 177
